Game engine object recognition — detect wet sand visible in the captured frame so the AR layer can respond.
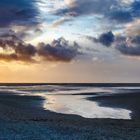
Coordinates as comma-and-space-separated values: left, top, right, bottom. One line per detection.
87, 91, 140, 119
0, 91, 140, 140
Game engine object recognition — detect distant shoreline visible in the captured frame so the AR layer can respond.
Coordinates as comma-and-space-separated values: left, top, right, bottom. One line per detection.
1, 83, 140, 86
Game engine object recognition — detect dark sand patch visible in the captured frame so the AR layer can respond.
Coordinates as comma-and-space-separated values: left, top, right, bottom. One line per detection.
87, 92, 140, 119
0, 91, 140, 139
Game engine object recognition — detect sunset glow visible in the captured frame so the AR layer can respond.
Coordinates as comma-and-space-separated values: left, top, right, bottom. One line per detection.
0, 0, 140, 82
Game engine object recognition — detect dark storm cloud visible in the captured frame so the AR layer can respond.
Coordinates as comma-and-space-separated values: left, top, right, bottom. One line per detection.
108, 10, 133, 23
96, 32, 140, 57
107, 0, 140, 23
0, 34, 37, 62
0, 0, 39, 27
97, 32, 140, 57
131, 0, 140, 17
38, 37, 80, 62
129, 35, 140, 44
86, 31, 115, 47
116, 34, 140, 56
1, 0, 140, 29
0, 34, 80, 63
116, 44, 140, 56
56, 0, 140, 24
86, 30, 140, 57
98, 31, 115, 47
57, 0, 119, 16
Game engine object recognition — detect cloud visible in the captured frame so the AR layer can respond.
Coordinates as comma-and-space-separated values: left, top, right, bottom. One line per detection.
38, 37, 80, 62
0, 53, 35, 63
108, 10, 133, 23
107, 0, 140, 23
63, 0, 119, 16
115, 34, 140, 56
131, 0, 140, 17
56, 0, 140, 25
10, 24, 43, 41
116, 44, 140, 56
0, 0, 39, 27
86, 30, 140, 57
125, 19, 140, 36
0, 34, 37, 62
98, 31, 115, 47
131, 35, 140, 44
51, 17, 72, 28
86, 31, 115, 47
96, 32, 140, 57
0, 34, 80, 63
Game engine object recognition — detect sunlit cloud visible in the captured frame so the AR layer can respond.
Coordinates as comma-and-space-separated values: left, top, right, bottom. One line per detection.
0, 34, 81, 63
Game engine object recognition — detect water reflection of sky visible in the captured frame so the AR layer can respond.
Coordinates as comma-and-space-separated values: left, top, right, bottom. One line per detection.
38, 86, 131, 119
0, 85, 132, 119
42, 93, 131, 119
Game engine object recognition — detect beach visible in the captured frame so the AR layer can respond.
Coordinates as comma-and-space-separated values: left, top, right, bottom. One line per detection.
0, 84, 140, 139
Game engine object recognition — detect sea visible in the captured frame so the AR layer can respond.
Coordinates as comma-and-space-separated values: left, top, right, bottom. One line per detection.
0, 83, 140, 120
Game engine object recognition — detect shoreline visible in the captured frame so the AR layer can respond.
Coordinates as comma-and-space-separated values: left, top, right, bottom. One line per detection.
87, 92, 140, 119
1, 83, 140, 87
0, 91, 140, 139
0, 90, 139, 121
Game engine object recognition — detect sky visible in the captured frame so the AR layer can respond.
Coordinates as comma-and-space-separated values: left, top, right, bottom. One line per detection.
0, 0, 140, 83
